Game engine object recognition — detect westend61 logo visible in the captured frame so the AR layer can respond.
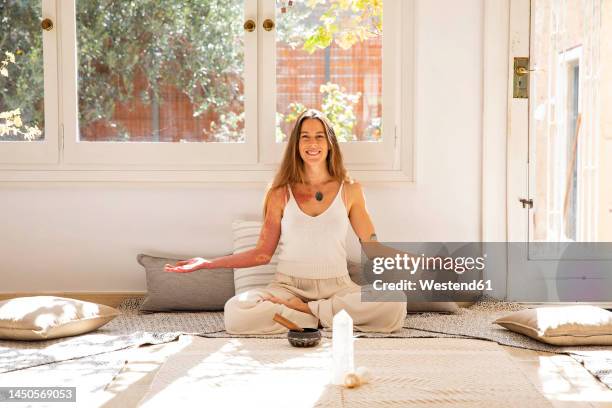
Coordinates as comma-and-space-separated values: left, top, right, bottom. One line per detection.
359, 242, 495, 302
371, 253, 487, 275
361, 241, 612, 303
368, 253, 492, 294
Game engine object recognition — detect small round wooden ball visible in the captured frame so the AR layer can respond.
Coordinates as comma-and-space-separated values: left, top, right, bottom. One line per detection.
344, 373, 361, 389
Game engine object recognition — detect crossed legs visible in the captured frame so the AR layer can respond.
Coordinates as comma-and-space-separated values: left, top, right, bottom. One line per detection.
224, 274, 407, 335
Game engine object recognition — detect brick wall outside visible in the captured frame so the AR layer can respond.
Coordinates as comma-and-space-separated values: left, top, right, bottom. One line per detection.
277, 36, 382, 140
81, 37, 382, 143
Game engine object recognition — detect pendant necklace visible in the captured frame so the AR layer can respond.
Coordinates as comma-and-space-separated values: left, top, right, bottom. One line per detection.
308, 179, 331, 202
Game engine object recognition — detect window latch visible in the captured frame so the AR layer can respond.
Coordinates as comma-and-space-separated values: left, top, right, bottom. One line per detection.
519, 198, 533, 209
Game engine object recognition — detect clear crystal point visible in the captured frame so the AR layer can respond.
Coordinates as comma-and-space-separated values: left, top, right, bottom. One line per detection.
332, 309, 354, 385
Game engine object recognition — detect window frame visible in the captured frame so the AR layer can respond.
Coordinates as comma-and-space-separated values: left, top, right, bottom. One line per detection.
259, 0, 400, 168
0, 0, 415, 183
0, 0, 59, 164
60, 0, 258, 166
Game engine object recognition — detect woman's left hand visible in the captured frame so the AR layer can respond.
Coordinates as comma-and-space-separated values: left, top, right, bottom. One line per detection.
263, 295, 313, 315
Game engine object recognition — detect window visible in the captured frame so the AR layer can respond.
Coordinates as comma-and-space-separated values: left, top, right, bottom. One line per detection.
261, 0, 399, 165
0, 0, 59, 164
76, 2, 247, 145
0, 0, 413, 180
275, 1, 382, 143
61, 0, 257, 165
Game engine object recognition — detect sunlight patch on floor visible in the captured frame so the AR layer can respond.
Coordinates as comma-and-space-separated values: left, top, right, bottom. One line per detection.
139, 338, 333, 408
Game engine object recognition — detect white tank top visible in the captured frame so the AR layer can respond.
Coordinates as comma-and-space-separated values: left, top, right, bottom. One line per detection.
276, 181, 350, 279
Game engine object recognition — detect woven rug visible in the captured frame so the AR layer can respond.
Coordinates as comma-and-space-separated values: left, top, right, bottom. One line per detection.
400, 296, 612, 389
0, 349, 129, 406
0, 296, 455, 374
1, 295, 610, 390
138, 337, 555, 408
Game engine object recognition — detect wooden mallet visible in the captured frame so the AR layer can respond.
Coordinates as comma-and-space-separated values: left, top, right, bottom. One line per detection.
273, 313, 304, 332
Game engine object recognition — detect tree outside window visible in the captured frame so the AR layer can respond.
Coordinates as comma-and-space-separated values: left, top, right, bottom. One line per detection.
1, 0, 383, 144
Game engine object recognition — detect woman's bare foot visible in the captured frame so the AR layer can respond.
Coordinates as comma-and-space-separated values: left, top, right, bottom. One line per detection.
263, 295, 314, 316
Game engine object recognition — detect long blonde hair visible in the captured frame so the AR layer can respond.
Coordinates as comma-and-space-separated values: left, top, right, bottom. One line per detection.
262, 109, 352, 219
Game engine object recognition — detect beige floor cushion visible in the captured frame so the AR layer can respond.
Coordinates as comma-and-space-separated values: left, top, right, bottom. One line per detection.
0, 296, 120, 341
232, 220, 281, 294
495, 305, 612, 346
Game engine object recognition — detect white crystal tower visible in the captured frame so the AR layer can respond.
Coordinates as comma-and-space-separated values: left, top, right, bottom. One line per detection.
331, 309, 354, 385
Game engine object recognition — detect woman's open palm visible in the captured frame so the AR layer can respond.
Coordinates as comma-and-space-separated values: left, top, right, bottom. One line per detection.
164, 257, 210, 273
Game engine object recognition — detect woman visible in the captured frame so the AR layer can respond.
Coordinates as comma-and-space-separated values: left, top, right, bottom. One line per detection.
165, 109, 407, 334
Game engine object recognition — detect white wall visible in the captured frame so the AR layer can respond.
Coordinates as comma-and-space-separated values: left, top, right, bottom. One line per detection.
0, 0, 484, 292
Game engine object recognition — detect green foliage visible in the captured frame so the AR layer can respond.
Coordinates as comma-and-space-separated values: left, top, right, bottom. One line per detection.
278, 82, 361, 142
1, 0, 244, 141
277, 0, 382, 53
0, 50, 13, 78
1, 0, 381, 142
320, 82, 361, 141
276, 1, 320, 49
276, 0, 383, 142
0, 50, 42, 141
284, 102, 309, 126
75, 0, 244, 140
301, 0, 382, 53
209, 111, 244, 142
0, 1, 44, 141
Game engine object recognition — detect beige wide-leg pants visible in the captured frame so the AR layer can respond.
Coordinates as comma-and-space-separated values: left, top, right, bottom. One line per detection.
224, 272, 407, 335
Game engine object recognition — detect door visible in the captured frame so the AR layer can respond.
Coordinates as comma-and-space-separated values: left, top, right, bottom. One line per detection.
507, 0, 612, 302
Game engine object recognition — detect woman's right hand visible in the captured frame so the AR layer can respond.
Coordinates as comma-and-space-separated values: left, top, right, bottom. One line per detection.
164, 257, 211, 273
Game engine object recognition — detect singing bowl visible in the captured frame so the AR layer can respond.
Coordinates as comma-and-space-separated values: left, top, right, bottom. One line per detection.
287, 328, 321, 347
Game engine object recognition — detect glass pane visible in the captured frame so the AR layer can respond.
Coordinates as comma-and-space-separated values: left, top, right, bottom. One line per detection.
76, 1, 245, 143
0, 1, 45, 142
275, 0, 382, 142
530, 0, 611, 242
